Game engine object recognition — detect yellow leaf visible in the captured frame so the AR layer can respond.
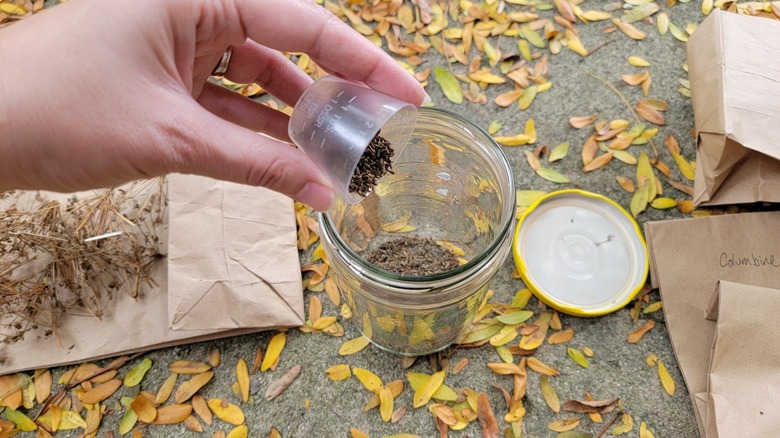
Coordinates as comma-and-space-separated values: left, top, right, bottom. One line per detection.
640, 421, 656, 438
60, 410, 87, 429
413, 370, 446, 408
236, 359, 250, 403
151, 404, 193, 425
527, 357, 561, 376
668, 22, 688, 42
493, 134, 532, 147
381, 211, 412, 232
311, 316, 338, 331
349, 428, 371, 438
325, 364, 352, 381
580, 10, 612, 21
262, 332, 287, 372
379, 387, 394, 422
84, 403, 102, 435
207, 399, 245, 426
338, 336, 370, 356
524, 118, 537, 143
672, 154, 695, 181
518, 312, 552, 350
168, 360, 211, 375
487, 363, 524, 375
540, 375, 560, 413
490, 324, 520, 346
325, 277, 340, 306
5, 408, 37, 431
565, 29, 588, 56
657, 12, 669, 35
612, 18, 646, 40
651, 198, 677, 209
518, 84, 538, 110
658, 360, 676, 396
353, 368, 384, 393
548, 418, 580, 432
155, 373, 178, 406
174, 371, 214, 404
467, 69, 506, 84
226, 425, 248, 438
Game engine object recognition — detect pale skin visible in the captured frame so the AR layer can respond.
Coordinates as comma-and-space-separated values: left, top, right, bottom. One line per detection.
0, 0, 425, 211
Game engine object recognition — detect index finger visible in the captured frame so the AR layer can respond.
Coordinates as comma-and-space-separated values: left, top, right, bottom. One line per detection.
232, 0, 426, 106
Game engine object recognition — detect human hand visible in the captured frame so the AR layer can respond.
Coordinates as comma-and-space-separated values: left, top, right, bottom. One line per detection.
0, 0, 425, 211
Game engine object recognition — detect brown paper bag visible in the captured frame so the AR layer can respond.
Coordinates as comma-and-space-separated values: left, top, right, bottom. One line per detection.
704, 281, 780, 438
167, 175, 304, 330
687, 9, 780, 206
644, 211, 780, 436
0, 175, 303, 374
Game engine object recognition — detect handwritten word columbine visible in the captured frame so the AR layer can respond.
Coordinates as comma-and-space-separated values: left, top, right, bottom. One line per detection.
720, 252, 780, 268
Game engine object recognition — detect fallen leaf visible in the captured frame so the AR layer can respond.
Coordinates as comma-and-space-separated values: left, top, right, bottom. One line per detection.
548, 418, 580, 432
477, 393, 500, 438
187, 394, 212, 427
152, 404, 192, 425
261, 332, 287, 372
657, 12, 669, 35
168, 361, 211, 375
583, 153, 613, 172
527, 357, 561, 376
627, 320, 656, 343
548, 329, 575, 344
236, 359, 250, 403
412, 370, 446, 408
208, 348, 221, 368
227, 425, 248, 438
208, 399, 245, 426
174, 371, 214, 404
265, 364, 302, 401
569, 115, 597, 129
433, 67, 463, 104
123, 358, 154, 387
184, 415, 203, 433
536, 167, 570, 183
640, 421, 656, 438
562, 398, 618, 413
79, 379, 122, 405
636, 102, 665, 125
119, 408, 138, 435
379, 386, 394, 422
658, 360, 676, 396
34, 370, 52, 404
540, 375, 560, 413
5, 408, 37, 432
628, 56, 650, 67
567, 348, 590, 368
612, 18, 646, 40
155, 373, 178, 406
131, 394, 158, 423
549, 143, 570, 162
325, 364, 352, 381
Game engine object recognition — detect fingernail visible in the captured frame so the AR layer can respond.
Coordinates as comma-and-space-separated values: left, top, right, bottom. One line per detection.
422, 91, 432, 106
296, 182, 334, 212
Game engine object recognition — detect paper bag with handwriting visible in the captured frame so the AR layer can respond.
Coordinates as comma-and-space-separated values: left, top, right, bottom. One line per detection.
0, 175, 303, 375
644, 211, 780, 436
703, 281, 780, 438
688, 10, 780, 206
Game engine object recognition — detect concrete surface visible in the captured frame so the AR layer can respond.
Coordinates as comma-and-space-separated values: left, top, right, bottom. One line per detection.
28, 0, 715, 436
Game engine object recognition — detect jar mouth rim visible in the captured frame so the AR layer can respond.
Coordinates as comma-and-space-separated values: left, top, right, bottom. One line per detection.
320, 107, 516, 285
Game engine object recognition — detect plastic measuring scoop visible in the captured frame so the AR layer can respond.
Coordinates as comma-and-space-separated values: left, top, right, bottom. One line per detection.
288, 75, 418, 204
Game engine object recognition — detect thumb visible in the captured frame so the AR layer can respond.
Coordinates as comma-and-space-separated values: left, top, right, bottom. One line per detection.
169, 105, 335, 211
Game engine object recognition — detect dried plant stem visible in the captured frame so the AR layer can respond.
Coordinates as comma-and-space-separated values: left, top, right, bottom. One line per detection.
594, 409, 624, 438
581, 69, 660, 158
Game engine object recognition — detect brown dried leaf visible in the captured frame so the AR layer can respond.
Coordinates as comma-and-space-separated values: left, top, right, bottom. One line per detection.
636, 102, 665, 125
325, 277, 340, 306
583, 153, 613, 172
152, 404, 193, 425
527, 357, 561, 376
477, 393, 500, 438
131, 394, 158, 423
78, 379, 122, 405
452, 358, 469, 375
155, 373, 177, 406
192, 394, 213, 425
34, 370, 52, 404
184, 415, 203, 433
627, 320, 656, 343
616, 176, 636, 193
562, 398, 618, 413
174, 371, 214, 404
612, 18, 646, 40
265, 364, 302, 401
547, 329, 575, 344
621, 71, 649, 86
570, 115, 598, 129
581, 135, 598, 165
168, 361, 211, 375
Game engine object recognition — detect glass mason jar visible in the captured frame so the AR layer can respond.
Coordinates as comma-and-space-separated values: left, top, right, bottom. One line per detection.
319, 107, 516, 356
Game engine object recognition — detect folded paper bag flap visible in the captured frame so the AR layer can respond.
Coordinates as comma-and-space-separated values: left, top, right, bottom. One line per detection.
167, 174, 304, 331
704, 281, 721, 322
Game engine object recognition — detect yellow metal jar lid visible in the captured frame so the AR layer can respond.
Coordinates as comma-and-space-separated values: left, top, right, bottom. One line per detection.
512, 189, 649, 317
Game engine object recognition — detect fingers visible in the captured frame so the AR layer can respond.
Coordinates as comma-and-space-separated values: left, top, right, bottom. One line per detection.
169, 103, 334, 211
231, 0, 425, 106
223, 41, 313, 107
197, 82, 292, 142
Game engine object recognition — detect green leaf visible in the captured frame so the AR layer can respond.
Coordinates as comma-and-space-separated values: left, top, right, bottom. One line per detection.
119, 408, 138, 435
433, 67, 463, 104
496, 310, 535, 325
124, 358, 153, 388
548, 143, 570, 162
567, 348, 590, 368
518, 85, 538, 110
519, 25, 546, 48
536, 167, 571, 184
487, 120, 502, 135
621, 3, 660, 23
